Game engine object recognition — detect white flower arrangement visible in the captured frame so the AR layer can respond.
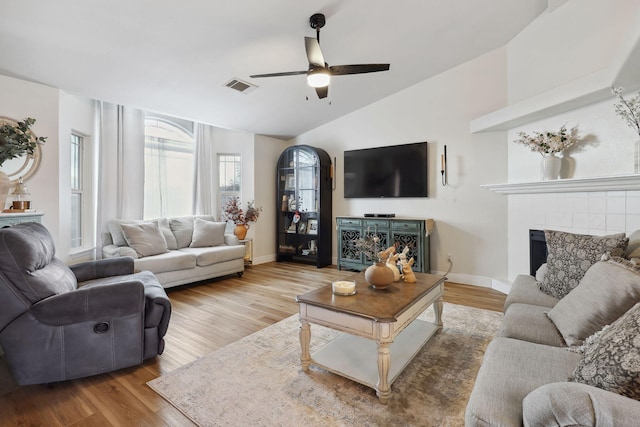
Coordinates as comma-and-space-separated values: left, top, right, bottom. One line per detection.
514, 124, 579, 155
612, 87, 640, 138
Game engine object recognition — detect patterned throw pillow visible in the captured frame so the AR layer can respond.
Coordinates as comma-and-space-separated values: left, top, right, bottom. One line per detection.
540, 230, 628, 299
570, 303, 640, 401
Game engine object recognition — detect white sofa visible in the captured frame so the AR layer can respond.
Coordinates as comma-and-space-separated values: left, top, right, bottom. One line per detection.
102, 215, 246, 288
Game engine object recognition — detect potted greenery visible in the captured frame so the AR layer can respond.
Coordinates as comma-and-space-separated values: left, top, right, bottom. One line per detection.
0, 117, 46, 210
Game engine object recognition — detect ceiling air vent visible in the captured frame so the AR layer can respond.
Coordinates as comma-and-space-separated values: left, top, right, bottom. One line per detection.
224, 78, 257, 94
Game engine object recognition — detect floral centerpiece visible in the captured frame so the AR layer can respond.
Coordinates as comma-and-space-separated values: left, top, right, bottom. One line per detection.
513, 124, 579, 155
0, 117, 46, 167
612, 87, 640, 137
222, 197, 262, 239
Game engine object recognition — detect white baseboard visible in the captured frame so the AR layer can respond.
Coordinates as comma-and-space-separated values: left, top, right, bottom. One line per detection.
252, 254, 276, 265
491, 278, 511, 295
432, 270, 492, 288
432, 270, 508, 295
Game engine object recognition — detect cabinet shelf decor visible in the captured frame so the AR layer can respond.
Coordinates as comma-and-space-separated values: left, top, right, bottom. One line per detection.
276, 145, 332, 267
336, 217, 433, 273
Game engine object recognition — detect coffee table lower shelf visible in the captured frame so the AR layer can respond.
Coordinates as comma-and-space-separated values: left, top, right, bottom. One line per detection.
311, 319, 438, 390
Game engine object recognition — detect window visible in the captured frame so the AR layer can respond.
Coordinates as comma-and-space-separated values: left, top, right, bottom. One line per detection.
218, 154, 241, 233
70, 133, 83, 249
218, 153, 241, 212
144, 117, 194, 219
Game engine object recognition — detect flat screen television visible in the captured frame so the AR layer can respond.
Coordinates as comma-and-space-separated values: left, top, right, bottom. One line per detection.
344, 142, 428, 198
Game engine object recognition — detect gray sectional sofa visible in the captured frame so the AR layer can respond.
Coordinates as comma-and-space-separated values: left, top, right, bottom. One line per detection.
466, 230, 640, 426
102, 215, 246, 288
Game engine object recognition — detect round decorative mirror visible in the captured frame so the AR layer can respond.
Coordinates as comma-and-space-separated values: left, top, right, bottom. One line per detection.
0, 116, 43, 185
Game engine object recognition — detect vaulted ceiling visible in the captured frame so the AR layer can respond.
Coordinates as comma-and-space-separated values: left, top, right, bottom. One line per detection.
0, 0, 548, 139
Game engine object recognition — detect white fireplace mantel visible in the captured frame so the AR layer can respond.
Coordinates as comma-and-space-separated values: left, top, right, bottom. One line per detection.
481, 175, 640, 195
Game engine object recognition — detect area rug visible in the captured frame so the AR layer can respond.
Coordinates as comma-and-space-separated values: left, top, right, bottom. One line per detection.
148, 303, 502, 427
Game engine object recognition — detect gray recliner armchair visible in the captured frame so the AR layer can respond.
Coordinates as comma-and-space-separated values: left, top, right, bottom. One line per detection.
0, 222, 171, 385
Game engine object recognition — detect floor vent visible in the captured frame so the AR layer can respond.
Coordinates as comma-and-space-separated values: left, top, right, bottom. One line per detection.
224, 78, 257, 94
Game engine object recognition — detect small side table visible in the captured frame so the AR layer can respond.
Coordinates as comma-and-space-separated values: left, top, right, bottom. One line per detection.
0, 211, 44, 228
239, 238, 253, 266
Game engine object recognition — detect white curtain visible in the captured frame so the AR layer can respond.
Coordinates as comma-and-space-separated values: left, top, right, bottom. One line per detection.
192, 123, 218, 216
94, 102, 145, 257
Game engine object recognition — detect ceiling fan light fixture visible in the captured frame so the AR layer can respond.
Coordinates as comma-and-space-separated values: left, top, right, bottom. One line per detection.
307, 69, 330, 88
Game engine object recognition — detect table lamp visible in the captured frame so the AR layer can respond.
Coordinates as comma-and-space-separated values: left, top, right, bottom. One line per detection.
11, 177, 31, 210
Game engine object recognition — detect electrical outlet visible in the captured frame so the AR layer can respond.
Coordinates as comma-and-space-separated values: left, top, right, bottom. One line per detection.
447, 254, 453, 262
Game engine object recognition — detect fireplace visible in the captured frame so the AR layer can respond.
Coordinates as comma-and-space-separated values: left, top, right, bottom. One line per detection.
529, 229, 547, 276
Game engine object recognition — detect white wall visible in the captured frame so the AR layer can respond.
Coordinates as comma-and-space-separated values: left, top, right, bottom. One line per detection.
58, 92, 96, 262
0, 76, 278, 264
0, 75, 61, 243
507, 0, 638, 104
505, 94, 640, 279
0, 76, 98, 262
209, 126, 256, 212
253, 134, 289, 263
508, 96, 638, 182
206, 127, 292, 264
291, 48, 510, 286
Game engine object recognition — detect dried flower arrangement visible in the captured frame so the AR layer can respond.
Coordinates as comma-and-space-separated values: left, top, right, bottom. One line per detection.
353, 226, 395, 263
222, 197, 262, 226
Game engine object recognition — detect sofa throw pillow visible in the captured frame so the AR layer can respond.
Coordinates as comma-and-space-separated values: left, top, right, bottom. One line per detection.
547, 258, 640, 346
120, 222, 169, 258
108, 219, 141, 247
170, 217, 195, 249
190, 218, 226, 248
570, 302, 640, 401
153, 218, 178, 250
540, 230, 628, 299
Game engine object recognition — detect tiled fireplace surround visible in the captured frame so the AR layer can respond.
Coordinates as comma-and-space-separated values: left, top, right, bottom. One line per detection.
484, 176, 640, 286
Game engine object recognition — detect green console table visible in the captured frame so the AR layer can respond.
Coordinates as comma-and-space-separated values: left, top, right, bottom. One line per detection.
336, 217, 433, 273
0, 211, 44, 228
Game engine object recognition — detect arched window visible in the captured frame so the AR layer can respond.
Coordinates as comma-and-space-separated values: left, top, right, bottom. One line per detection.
144, 117, 194, 219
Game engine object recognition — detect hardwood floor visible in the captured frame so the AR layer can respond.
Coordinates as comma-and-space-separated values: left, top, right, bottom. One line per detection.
0, 262, 505, 426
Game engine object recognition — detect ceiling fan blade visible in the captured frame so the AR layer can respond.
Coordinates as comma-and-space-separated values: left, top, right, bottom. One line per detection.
315, 86, 328, 99
329, 64, 390, 75
250, 70, 307, 78
305, 37, 325, 67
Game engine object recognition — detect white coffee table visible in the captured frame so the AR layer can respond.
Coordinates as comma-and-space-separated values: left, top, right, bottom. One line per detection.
296, 271, 445, 403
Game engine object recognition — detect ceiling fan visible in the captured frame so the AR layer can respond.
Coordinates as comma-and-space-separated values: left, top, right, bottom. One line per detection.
249, 13, 390, 99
